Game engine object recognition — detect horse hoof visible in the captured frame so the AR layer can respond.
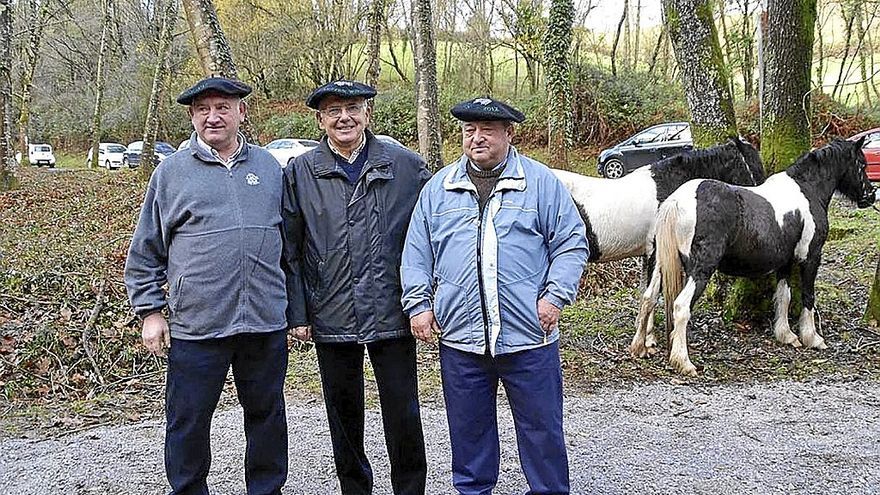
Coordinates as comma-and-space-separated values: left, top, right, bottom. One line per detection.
629, 344, 647, 359
646, 346, 659, 356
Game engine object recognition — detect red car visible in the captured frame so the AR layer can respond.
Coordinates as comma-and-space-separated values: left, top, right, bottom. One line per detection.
849, 127, 880, 181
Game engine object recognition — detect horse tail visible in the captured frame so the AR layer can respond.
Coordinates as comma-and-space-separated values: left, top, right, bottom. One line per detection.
656, 199, 684, 337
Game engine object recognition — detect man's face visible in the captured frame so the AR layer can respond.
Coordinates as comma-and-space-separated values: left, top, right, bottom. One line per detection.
316, 96, 370, 149
189, 92, 246, 151
462, 121, 512, 169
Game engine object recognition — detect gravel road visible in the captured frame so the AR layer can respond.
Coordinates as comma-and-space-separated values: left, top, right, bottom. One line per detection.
2, 380, 879, 494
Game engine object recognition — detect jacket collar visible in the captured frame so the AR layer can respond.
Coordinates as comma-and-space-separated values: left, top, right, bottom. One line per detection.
311, 130, 393, 180
189, 132, 249, 165
443, 146, 527, 193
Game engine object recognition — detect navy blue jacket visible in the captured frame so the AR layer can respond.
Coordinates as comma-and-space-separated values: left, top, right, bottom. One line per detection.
284, 132, 431, 343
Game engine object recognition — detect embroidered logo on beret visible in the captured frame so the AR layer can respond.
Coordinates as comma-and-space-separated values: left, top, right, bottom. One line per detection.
335, 81, 353, 87
473, 98, 492, 105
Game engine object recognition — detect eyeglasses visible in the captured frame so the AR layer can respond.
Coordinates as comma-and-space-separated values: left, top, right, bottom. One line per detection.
320, 103, 366, 119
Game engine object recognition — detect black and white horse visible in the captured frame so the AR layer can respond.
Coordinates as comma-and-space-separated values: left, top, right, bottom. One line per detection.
553, 138, 765, 263
631, 138, 876, 376
554, 138, 765, 350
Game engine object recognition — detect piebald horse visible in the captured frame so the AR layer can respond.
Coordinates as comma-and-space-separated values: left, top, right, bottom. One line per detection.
632, 138, 876, 376
553, 138, 765, 263
554, 138, 765, 348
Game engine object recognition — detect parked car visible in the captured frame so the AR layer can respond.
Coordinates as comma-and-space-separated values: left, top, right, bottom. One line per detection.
265, 138, 320, 167
26, 144, 56, 167
123, 141, 176, 168
86, 143, 127, 169
597, 122, 693, 178
849, 127, 880, 182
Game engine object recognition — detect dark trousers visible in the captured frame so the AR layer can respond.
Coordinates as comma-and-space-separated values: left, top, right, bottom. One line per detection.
440, 341, 569, 495
165, 330, 289, 495
315, 336, 427, 495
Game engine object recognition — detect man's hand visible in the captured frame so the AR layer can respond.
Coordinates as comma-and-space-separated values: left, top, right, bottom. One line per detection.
291, 325, 311, 342
410, 310, 441, 343
142, 313, 171, 357
537, 298, 562, 334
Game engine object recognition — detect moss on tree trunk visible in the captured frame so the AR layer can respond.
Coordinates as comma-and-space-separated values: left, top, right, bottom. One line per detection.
662, 0, 738, 148
866, 256, 880, 326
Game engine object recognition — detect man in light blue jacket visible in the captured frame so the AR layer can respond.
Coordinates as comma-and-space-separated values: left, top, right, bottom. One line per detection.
400, 97, 588, 495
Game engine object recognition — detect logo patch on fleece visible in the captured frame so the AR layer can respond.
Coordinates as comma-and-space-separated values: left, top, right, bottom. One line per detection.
246, 173, 260, 186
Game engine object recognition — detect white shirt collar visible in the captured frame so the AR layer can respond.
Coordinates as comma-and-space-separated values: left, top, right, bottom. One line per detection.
328, 132, 366, 164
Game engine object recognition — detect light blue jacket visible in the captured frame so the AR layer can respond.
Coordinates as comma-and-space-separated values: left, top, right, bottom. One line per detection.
400, 147, 589, 356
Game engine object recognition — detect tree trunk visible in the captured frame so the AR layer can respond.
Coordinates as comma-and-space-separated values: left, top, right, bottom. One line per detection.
717, 0, 735, 102
181, 0, 255, 143
412, 0, 442, 171
740, 0, 755, 99
866, 254, 880, 326
365, 0, 386, 88
0, 0, 16, 191
725, 0, 817, 321
855, 6, 871, 107
140, 0, 178, 182
88, 0, 112, 170
544, 0, 574, 169
760, 0, 816, 173
17, 0, 51, 168
831, 3, 855, 101
814, 0, 824, 90
662, 0, 737, 147
633, 0, 641, 69
647, 27, 665, 75
611, 0, 628, 76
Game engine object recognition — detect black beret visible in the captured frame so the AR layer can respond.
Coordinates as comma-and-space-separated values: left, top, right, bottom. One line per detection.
306, 80, 377, 109
176, 77, 252, 105
451, 97, 525, 123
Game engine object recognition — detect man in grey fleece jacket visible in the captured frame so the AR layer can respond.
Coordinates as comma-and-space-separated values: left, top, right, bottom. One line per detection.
124, 77, 306, 495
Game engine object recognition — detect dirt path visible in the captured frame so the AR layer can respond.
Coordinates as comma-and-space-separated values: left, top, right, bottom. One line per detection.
2, 380, 879, 494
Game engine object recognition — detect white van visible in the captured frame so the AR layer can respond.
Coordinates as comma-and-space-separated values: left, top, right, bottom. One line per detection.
28, 144, 56, 168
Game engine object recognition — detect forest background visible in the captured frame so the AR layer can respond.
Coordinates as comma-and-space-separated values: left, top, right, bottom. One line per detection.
4, 0, 880, 170
1, 0, 880, 430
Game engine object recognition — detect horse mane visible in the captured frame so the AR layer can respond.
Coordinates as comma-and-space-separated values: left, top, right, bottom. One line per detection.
651, 138, 765, 203
786, 138, 850, 175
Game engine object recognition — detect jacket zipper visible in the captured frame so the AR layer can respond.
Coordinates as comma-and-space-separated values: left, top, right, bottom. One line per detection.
475, 192, 491, 355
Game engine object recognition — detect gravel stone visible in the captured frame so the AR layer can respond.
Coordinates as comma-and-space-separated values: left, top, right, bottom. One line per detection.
2, 380, 879, 494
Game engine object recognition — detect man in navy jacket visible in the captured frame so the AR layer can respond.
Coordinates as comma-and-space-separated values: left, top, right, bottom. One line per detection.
284, 80, 430, 494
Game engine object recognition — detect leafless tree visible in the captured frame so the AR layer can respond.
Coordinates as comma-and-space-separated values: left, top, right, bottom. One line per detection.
412, 0, 442, 170
0, 0, 16, 190
140, 0, 177, 180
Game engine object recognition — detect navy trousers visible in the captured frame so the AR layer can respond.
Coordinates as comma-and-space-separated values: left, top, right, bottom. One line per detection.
440, 341, 569, 495
314, 336, 427, 495
165, 330, 288, 495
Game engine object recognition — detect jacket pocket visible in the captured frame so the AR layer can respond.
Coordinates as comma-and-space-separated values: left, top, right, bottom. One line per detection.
498, 269, 545, 342
433, 276, 470, 343
168, 275, 184, 314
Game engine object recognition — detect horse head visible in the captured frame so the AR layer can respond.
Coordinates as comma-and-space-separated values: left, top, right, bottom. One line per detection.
839, 136, 877, 207
730, 137, 766, 186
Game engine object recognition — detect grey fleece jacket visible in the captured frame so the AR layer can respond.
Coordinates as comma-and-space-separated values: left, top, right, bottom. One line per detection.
124, 133, 307, 340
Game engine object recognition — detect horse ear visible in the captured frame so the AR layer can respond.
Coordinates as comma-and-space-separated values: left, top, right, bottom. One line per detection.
855, 135, 867, 149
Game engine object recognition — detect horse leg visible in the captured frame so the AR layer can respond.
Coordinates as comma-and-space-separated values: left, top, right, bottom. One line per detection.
631, 259, 662, 358
772, 276, 801, 347
642, 253, 659, 352
797, 260, 828, 349
668, 276, 704, 377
